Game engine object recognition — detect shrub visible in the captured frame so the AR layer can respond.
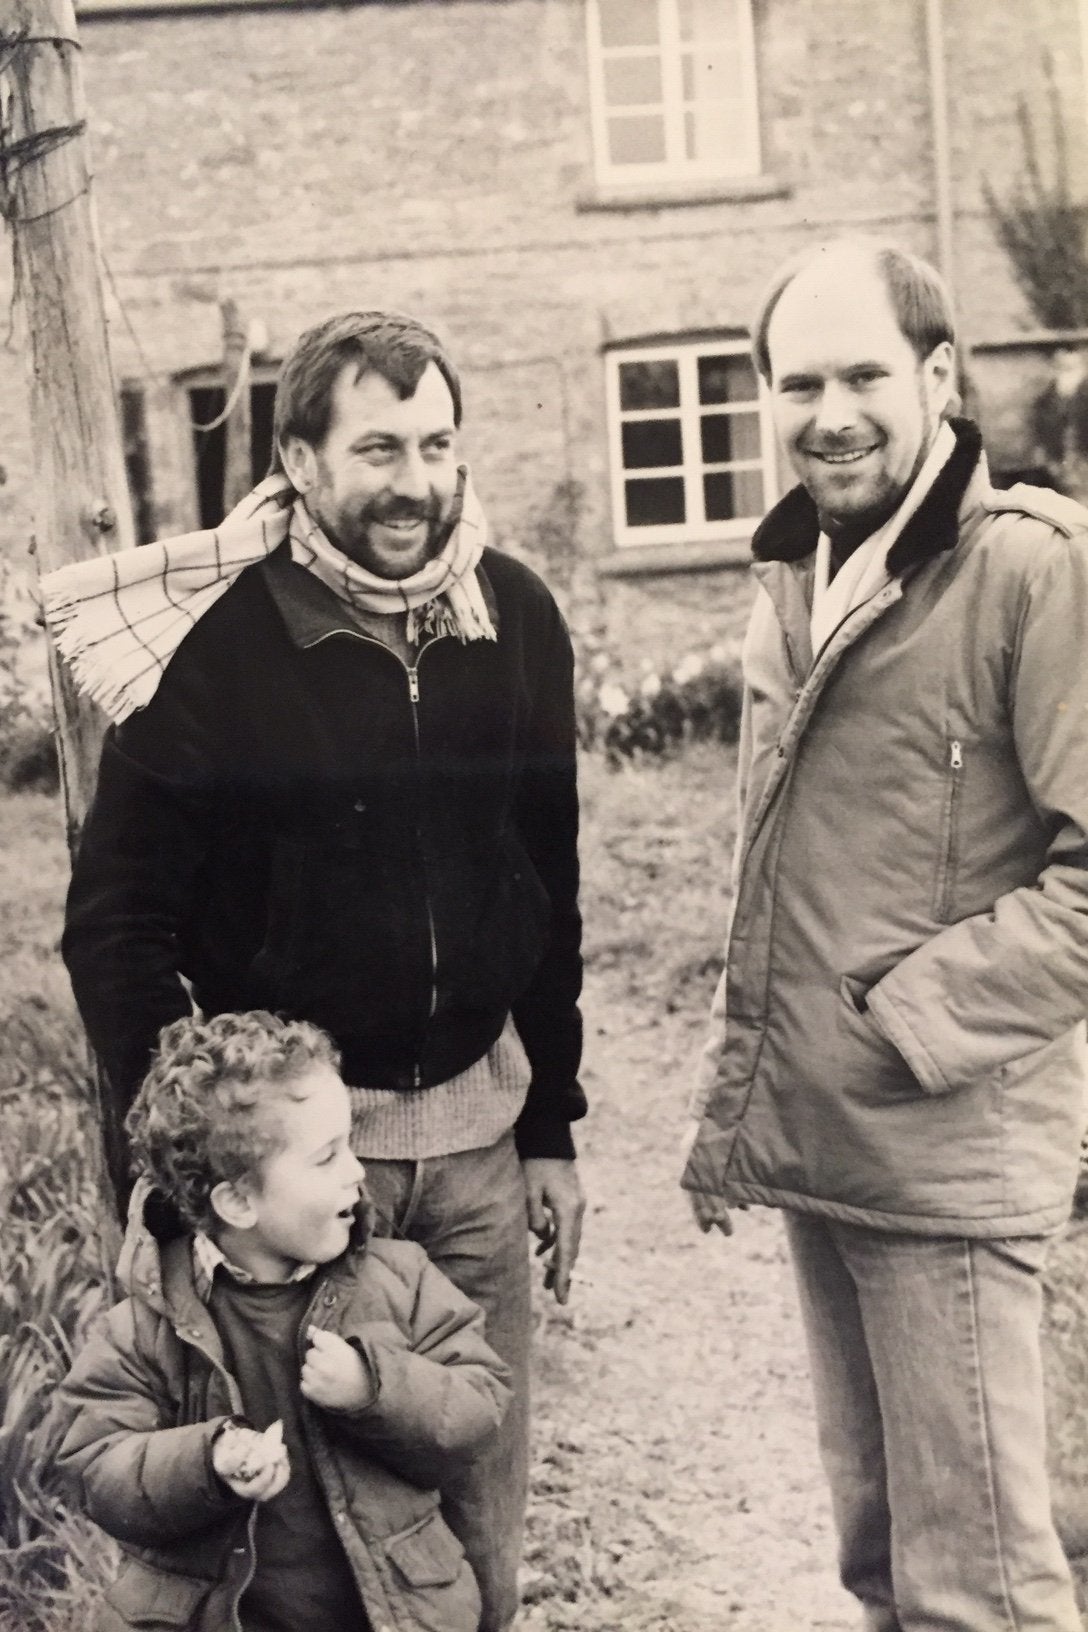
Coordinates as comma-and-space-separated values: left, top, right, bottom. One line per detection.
0, 721, 59, 795
0, 566, 58, 796
577, 643, 743, 766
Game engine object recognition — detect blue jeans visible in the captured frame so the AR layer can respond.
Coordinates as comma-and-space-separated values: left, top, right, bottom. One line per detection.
361, 1132, 531, 1632
785, 1215, 1080, 1632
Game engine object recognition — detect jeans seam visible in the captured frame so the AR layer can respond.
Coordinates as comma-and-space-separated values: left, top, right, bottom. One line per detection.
964, 1238, 1020, 1632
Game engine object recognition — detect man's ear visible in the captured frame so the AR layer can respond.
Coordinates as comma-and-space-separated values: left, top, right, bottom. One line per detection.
210, 1178, 258, 1232
279, 435, 318, 494
926, 341, 956, 418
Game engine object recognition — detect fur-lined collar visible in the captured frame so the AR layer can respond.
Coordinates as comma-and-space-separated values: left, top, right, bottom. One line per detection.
751, 418, 983, 575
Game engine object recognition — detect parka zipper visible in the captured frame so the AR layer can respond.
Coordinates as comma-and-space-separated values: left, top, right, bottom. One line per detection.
163, 1318, 258, 1630
935, 738, 964, 922
303, 626, 440, 1082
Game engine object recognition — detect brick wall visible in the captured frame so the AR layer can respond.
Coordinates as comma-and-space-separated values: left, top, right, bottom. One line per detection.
0, 0, 1083, 668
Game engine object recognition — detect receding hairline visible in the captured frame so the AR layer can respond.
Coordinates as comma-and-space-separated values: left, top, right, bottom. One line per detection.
752, 237, 956, 379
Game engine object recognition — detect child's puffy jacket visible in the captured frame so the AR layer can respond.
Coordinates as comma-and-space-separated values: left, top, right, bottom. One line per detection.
54, 1181, 510, 1632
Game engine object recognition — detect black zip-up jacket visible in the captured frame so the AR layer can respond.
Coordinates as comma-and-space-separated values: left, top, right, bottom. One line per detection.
63, 545, 584, 1192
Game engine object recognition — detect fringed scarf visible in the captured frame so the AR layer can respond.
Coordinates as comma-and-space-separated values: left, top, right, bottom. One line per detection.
40, 464, 496, 725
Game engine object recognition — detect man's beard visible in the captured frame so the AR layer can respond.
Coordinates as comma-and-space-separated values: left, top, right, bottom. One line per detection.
330, 490, 449, 568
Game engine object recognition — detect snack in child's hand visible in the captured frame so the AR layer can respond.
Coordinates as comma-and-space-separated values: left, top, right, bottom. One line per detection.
215, 1419, 286, 1482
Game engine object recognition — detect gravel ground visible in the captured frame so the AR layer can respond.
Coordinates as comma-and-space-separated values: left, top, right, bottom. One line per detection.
521, 978, 855, 1632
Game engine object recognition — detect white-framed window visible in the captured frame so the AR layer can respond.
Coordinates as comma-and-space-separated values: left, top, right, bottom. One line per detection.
586, 0, 761, 187
606, 338, 776, 547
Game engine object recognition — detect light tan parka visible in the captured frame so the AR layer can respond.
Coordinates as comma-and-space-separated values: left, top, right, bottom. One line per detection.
684, 421, 1088, 1235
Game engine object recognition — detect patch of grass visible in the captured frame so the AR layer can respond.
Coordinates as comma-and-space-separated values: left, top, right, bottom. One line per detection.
579, 742, 735, 1017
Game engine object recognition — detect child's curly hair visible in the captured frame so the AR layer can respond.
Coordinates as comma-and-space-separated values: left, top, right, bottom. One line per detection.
125, 1011, 342, 1231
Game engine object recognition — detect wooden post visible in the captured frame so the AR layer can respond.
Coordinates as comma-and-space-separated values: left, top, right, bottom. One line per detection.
1, 0, 135, 832
220, 297, 252, 514
1, 0, 135, 1228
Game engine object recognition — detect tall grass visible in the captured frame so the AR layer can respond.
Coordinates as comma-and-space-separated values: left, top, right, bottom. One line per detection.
0, 798, 117, 1629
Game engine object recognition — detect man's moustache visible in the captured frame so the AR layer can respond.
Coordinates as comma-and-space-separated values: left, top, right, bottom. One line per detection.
370, 503, 433, 523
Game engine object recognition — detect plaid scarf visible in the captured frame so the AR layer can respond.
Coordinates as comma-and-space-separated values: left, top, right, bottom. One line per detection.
40, 464, 496, 725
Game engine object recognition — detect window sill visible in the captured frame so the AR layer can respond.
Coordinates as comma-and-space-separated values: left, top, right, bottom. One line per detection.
576, 174, 791, 213
597, 538, 753, 577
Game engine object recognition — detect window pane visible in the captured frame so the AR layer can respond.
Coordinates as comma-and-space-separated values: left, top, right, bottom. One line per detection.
678, 0, 742, 42
603, 55, 664, 107
698, 353, 757, 404
619, 359, 680, 411
622, 418, 683, 470
608, 113, 668, 165
700, 411, 761, 464
598, 0, 660, 48
626, 476, 686, 527
705, 467, 763, 522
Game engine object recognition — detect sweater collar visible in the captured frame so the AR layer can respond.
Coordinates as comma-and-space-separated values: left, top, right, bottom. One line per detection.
751, 418, 983, 576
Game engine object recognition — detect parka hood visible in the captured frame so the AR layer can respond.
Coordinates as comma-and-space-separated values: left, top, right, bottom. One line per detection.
751, 417, 983, 574
117, 1173, 376, 1311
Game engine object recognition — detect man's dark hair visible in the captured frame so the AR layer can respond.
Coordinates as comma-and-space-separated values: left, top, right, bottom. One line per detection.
271, 310, 462, 471
751, 237, 957, 381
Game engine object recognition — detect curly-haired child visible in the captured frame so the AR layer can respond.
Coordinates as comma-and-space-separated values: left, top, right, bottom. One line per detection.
54, 1010, 510, 1632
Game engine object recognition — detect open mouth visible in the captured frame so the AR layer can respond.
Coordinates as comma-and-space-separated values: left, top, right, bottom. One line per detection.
807, 445, 879, 466
373, 513, 428, 535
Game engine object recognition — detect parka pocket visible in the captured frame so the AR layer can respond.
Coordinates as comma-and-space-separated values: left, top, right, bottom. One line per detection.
99, 1556, 212, 1629
386, 1509, 463, 1587
384, 1510, 482, 1632
931, 731, 1039, 925
933, 737, 964, 924
838, 977, 923, 1101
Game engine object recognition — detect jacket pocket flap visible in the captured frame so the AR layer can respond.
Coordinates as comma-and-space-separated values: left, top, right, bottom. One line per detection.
103, 1556, 212, 1627
385, 1510, 464, 1588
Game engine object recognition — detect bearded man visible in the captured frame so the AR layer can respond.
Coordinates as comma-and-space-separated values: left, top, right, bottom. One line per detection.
50, 310, 586, 1632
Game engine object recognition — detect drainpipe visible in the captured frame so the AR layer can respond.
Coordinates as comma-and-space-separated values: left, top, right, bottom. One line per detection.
925, 0, 955, 288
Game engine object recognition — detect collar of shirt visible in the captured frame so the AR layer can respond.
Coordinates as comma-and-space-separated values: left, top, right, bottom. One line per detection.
191, 1230, 317, 1304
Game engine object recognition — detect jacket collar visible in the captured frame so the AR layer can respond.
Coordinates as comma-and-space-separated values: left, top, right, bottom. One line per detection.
751, 418, 983, 577
260, 541, 500, 650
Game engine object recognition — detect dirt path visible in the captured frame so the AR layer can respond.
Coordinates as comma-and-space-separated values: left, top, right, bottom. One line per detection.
522, 978, 855, 1632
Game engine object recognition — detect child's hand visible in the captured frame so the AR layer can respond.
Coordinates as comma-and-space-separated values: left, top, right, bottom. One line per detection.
300, 1325, 372, 1412
212, 1419, 290, 1502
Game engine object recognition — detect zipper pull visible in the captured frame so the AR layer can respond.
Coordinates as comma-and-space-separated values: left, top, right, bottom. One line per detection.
407, 669, 420, 704
950, 739, 963, 771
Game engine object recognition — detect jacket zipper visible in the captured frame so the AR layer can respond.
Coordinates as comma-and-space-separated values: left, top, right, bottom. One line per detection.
305, 626, 440, 1083
406, 659, 440, 1084
164, 1320, 258, 1630
935, 738, 963, 922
